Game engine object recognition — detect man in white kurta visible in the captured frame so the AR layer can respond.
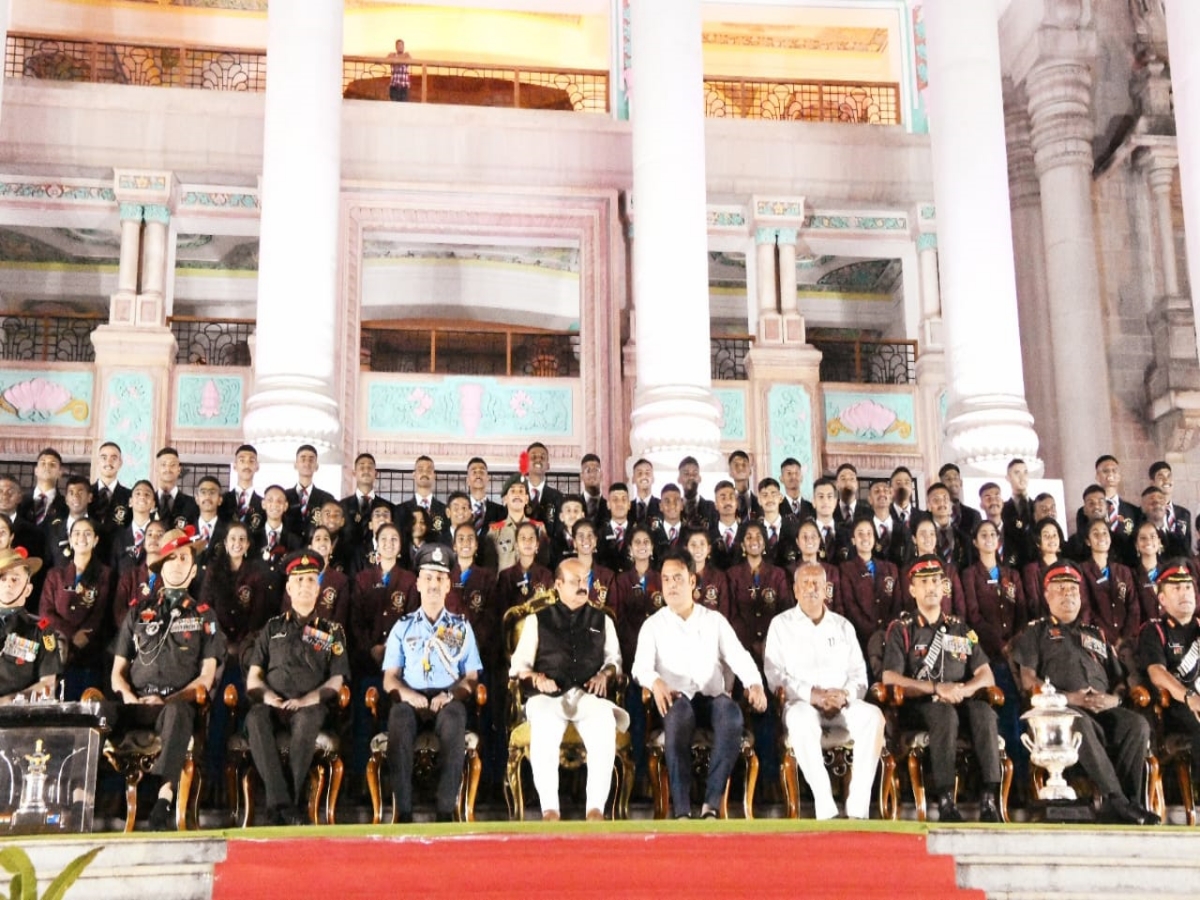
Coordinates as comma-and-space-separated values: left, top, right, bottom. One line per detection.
509, 558, 628, 820
764, 561, 884, 819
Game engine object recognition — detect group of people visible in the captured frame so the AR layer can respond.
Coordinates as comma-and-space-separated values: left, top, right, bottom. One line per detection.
0, 439, 1195, 828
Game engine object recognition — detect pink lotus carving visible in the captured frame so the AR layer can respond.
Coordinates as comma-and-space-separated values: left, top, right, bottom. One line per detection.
0, 377, 89, 422
828, 398, 912, 440
510, 390, 531, 419
408, 388, 433, 418
458, 383, 484, 438
199, 379, 222, 418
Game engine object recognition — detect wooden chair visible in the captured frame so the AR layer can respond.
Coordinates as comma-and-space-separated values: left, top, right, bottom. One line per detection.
86, 686, 209, 832
1130, 685, 1183, 824
224, 683, 352, 826
502, 590, 635, 820
777, 686, 885, 818
875, 683, 1013, 822
641, 688, 759, 819
364, 682, 486, 823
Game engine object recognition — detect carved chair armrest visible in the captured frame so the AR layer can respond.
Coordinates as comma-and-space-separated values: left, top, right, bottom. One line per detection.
775, 686, 787, 707
473, 682, 487, 709
172, 685, 208, 708
365, 685, 381, 720
337, 683, 352, 709
81, 687, 106, 704
867, 683, 891, 706
974, 685, 1005, 707
223, 684, 239, 709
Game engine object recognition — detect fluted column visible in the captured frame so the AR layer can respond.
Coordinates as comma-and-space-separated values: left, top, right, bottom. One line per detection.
627, 0, 722, 472
922, 0, 1041, 476
754, 227, 779, 338
1024, 16, 1110, 499
111, 204, 142, 321
137, 203, 171, 325
243, 0, 345, 489
1165, 0, 1200, 325
1004, 80, 1059, 476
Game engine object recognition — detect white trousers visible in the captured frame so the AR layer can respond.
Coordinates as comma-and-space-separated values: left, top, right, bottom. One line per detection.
526, 692, 619, 814
784, 699, 884, 819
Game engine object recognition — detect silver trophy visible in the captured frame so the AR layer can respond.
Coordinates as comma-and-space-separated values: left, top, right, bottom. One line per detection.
1020, 681, 1083, 801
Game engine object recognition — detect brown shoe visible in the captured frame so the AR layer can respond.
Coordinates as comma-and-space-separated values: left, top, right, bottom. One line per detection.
542, 810, 561, 821
586, 809, 605, 822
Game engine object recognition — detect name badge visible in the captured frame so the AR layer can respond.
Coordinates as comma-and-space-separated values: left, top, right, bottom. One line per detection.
2, 632, 37, 663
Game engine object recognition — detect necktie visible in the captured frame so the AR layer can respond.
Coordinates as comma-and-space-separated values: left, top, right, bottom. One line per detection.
768, 525, 777, 543
34, 494, 48, 525
268, 530, 278, 550
160, 490, 171, 514
668, 526, 677, 542
1106, 497, 1118, 526
200, 521, 212, 541
531, 487, 540, 507
1166, 504, 1176, 532
791, 500, 800, 516
899, 510, 907, 525
843, 504, 851, 521
880, 524, 890, 545
614, 525, 625, 548
133, 524, 144, 553
239, 491, 250, 517
100, 484, 111, 504
473, 501, 484, 529
300, 487, 309, 518
725, 529, 734, 550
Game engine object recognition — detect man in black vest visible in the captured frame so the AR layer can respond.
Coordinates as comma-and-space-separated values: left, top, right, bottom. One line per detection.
508, 557, 627, 820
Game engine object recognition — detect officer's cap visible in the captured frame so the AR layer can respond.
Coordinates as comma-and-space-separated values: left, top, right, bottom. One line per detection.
284, 550, 324, 578
907, 554, 944, 580
416, 543, 451, 574
0, 546, 41, 578
1156, 559, 1196, 586
1043, 561, 1082, 589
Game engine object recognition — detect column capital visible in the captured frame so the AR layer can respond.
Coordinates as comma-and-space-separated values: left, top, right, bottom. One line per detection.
142, 204, 172, 225
776, 227, 798, 245
754, 227, 778, 245
112, 169, 179, 210
1134, 142, 1180, 188
1003, 79, 1041, 208
1025, 59, 1094, 176
117, 202, 144, 223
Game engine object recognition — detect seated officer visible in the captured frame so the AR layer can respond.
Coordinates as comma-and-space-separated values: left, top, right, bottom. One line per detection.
508, 557, 628, 821
1011, 561, 1159, 825
1138, 561, 1200, 771
0, 548, 61, 702
111, 527, 224, 830
245, 550, 351, 826
383, 543, 482, 823
883, 555, 1002, 823
764, 561, 884, 820
631, 548, 767, 819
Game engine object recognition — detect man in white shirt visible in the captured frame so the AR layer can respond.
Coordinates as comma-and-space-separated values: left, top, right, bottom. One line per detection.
765, 562, 884, 819
509, 558, 628, 821
632, 549, 767, 818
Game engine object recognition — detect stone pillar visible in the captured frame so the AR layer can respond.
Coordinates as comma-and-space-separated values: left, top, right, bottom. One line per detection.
922, 0, 1041, 477
137, 203, 172, 326
1164, 0, 1200, 325
776, 228, 804, 343
1138, 143, 1200, 452
754, 228, 780, 343
111, 170, 176, 328
111, 203, 142, 322
1022, 10, 1110, 497
627, 0, 722, 473
1004, 81, 1060, 476
243, 0, 345, 491
915, 204, 941, 347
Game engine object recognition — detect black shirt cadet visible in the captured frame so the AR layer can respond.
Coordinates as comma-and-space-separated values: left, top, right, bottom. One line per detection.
883, 613, 988, 685
246, 612, 351, 700
1010, 617, 1122, 694
0, 610, 62, 696
113, 591, 225, 695
1137, 615, 1200, 689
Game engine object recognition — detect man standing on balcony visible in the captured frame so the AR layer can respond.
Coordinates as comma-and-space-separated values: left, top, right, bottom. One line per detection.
387, 39, 412, 102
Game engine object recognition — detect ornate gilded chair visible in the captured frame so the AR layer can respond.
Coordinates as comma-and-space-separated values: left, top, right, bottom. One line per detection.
224, 683, 352, 826
875, 683, 1013, 822
641, 688, 758, 819
364, 682, 486, 823
85, 686, 209, 832
777, 686, 885, 818
502, 590, 635, 820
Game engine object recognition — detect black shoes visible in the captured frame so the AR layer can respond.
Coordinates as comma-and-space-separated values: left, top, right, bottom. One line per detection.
937, 792, 965, 824
147, 798, 174, 832
1100, 794, 1160, 826
267, 803, 307, 826
978, 789, 1002, 823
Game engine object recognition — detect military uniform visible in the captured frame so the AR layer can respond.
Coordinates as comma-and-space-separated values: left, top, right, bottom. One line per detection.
0, 609, 62, 697
899, 561, 965, 620
245, 610, 351, 814
882, 612, 1002, 795
112, 588, 225, 783
1138, 614, 1200, 747
1011, 617, 1150, 801
383, 606, 482, 819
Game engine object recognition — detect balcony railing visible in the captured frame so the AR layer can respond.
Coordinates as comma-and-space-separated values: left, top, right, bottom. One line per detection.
342, 56, 609, 113
704, 76, 900, 124
0, 313, 104, 363
711, 335, 753, 381
362, 323, 581, 378
167, 317, 255, 366
6, 32, 898, 125
812, 336, 917, 384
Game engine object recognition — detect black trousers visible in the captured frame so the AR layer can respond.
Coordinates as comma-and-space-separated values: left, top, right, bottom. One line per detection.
387, 696, 466, 817
1070, 705, 1150, 800
903, 698, 1002, 796
119, 699, 196, 784
245, 703, 329, 810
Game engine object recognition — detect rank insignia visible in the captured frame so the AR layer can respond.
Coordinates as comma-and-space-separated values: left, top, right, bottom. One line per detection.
332, 641, 344, 655
238, 586, 252, 607
140, 610, 155, 622
883, 576, 896, 595
42, 633, 56, 652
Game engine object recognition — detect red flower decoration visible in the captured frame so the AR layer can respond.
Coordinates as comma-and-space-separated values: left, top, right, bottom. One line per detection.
519, 451, 530, 476
196, 603, 210, 613
37, 617, 48, 629
15, 547, 28, 560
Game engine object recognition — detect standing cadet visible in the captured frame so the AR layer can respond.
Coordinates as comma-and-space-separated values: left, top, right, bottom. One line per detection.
245, 550, 351, 826
882, 555, 1002, 823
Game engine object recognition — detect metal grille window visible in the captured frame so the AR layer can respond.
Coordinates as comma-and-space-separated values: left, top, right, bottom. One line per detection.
812, 337, 917, 385
168, 318, 255, 367
704, 77, 900, 124
363, 326, 579, 378
711, 336, 752, 381
0, 315, 101, 363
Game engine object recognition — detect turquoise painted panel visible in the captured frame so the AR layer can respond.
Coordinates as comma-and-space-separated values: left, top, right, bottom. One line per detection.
767, 385, 814, 497
366, 377, 574, 439
103, 372, 154, 483
175, 374, 243, 428
0, 371, 92, 426
713, 388, 747, 443
938, 389, 949, 431
824, 390, 918, 445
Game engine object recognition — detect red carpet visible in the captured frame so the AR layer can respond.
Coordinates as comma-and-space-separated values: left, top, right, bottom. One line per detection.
214, 831, 982, 899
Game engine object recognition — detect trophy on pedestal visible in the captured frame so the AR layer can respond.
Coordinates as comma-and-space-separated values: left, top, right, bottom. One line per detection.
1020, 680, 1091, 821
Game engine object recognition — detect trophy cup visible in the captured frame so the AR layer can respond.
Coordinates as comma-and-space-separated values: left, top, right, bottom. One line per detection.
12, 739, 51, 827
1020, 680, 1090, 821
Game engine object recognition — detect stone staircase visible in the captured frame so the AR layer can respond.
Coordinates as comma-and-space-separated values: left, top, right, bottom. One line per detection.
929, 828, 1200, 899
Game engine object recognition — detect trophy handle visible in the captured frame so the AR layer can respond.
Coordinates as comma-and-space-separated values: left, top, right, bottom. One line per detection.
1020, 733, 1036, 754
1071, 732, 1082, 751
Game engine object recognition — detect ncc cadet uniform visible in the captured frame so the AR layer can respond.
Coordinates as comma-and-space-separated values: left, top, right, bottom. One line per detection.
680, 492, 716, 534
1010, 564, 1152, 811
90, 481, 131, 552
1131, 561, 1163, 625
488, 517, 549, 574
548, 522, 577, 571
961, 561, 1028, 662
612, 567, 663, 677
596, 519, 633, 574
692, 565, 732, 620
526, 482, 563, 533
0, 607, 62, 696
447, 563, 502, 679
112, 544, 225, 800
582, 563, 617, 613
395, 497, 450, 545
1080, 559, 1140, 647
838, 555, 900, 655
198, 559, 273, 655
708, 521, 745, 572
882, 594, 1002, 816
496, 562, 554, 614
870, 516, 914, 570
245, 552, 352, 823
155, 488, 199, 532
1136, 564, 1200, 751
649, 519, 685, 563
725, 560, 794, 670
900, 560, 965, 620
583, 491, 610, 526
629, 494, 658, 528
283, 484, 335, 538
39, 560, 112, 696
735, 488, 762, 523
220, 487, 265, 532
933, 520, 975, 572
781, 493, 816, 523
384, 544, 483, 821
350, 564, 417, 676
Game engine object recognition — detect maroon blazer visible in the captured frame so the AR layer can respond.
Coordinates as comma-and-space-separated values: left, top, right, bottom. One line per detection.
40, 561, 112, 664
726, 560, 794, 668
447, 563, 502, 673
1080, 558, 1139, 646
351, 564, 417, 675
786, 560, 843, 617
837, 556, 899, 652
961, 560, 1027, 660
496, 562, 553, 613
692, 565, 732, 619
613, 567, 663, 674
1131, 561, 1162, 625
1021, 559, 1058, 622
